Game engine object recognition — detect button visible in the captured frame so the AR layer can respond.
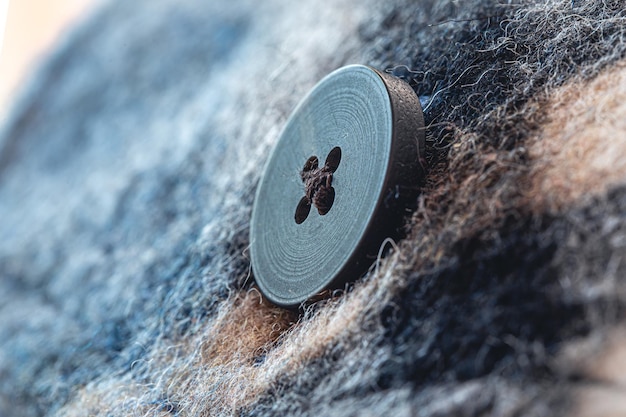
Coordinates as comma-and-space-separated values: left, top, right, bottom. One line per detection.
250, 65, 425, 307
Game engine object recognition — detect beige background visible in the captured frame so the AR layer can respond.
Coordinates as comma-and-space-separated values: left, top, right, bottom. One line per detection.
0, 0, 99, 119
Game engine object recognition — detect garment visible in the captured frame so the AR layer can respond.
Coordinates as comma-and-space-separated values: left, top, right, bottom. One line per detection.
1, 0, 625, 415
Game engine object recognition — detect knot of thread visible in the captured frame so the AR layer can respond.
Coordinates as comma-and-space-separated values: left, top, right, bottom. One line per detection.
301, 164, 334, 215
294, 147, 341, 224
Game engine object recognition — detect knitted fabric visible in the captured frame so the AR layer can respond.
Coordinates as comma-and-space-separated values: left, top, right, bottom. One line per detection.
1, 0, 626, 415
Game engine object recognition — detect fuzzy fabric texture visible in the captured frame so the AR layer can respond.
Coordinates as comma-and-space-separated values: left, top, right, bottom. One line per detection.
1, 0, 626, 416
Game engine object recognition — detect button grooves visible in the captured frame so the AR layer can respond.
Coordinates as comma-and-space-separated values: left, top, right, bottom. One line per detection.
250, 65, 425, 307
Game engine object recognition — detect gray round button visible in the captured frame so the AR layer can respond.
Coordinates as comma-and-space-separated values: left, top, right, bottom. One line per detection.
250, 65, 425, 307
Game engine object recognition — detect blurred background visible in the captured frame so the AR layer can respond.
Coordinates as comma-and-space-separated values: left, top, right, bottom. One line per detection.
0, 0, 100, 120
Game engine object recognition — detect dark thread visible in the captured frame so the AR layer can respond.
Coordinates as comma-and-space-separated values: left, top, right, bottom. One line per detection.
295, 147, 341, 224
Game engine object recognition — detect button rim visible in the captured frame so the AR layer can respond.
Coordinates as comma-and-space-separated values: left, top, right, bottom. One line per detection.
250, 64, 425, 307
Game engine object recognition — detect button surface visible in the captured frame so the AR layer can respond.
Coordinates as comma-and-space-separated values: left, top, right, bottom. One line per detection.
250, 65, 425, 307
